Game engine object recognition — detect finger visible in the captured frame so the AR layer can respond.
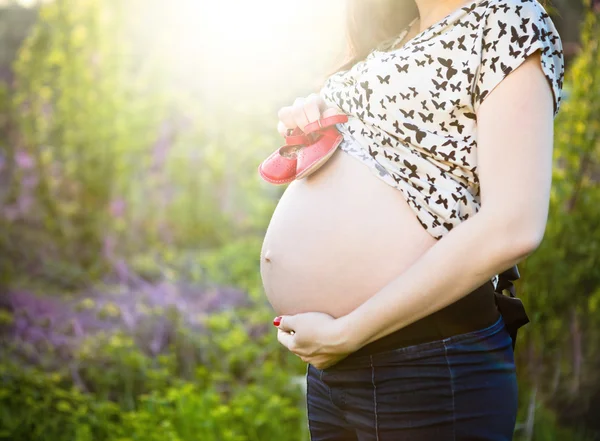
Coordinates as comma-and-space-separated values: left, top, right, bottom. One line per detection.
277, 120, 290, 137
303, 93, 325, 127
277, 328, 294, 350
277, 106, 296, 133
315, 92, 330, 113
291, 97, 311, 133
277, 315, 295, 333
322, 107, 346, 118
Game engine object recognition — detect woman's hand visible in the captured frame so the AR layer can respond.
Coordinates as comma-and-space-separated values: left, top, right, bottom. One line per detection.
277, 92, 344, 137
275, 312, 355, 370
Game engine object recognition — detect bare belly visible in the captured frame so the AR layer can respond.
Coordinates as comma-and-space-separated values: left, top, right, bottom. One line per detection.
260, 148, 438, 318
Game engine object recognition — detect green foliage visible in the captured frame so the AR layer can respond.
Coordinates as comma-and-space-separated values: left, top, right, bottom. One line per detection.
0, 361, 308, 441
512, 4, 600, 436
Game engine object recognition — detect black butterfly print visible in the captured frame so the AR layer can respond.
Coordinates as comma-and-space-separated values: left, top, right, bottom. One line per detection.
403, 160, 419, 178
418, 217, 429, 230
435, 195, 449, 209
462, 67, 475, 84
368, 145, 378, 158
515, 4, 523, 16
450, 81, 461, 92
378, 113, 388, 121
418, 112, 434, 123
489, 56, 500, 72
430, 91, 440, 98
377, 74, 391, 84
457, 35, 467, 51
404, 123, 427, 143
416, 59, 426, 67
421, 100, 429, 110
438, 150, 456, 162
432, 79, 448, 90
380, 98, 387, 109
449, 120, 464, 134
498, 21, 508, 38
443, 222, 455, 231
472, 10, 484, 21
410, 181, 424, 192
360, 81, 374, 101
382, 136, 392, 146
400, 109, 415, 118
393, 121, 405, 134
432, 99, 446, 110
399, 92, 410, 100
508, 43, 521, 58
353, 94, 364, 109
482, 40, 493, 53
408, 87, 418, 97
387, 94, 397, 103
383, 150, 393, 160
463, 2, 477, 14
442, 138, 458, 149
451, 193, 468, 205
366, 103, 374, 118
441, 40, 454, 50
450, 98, 460, 107
510, 26, 528, 48
396, 63, 409, 73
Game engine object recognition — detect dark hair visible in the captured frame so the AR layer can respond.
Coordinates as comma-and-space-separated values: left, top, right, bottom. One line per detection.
324, 0, 549, 79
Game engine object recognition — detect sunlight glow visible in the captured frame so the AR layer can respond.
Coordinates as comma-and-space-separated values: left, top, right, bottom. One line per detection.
134, 0, 347, 105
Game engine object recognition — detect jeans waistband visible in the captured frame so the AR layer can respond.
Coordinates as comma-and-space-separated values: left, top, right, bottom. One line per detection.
346, 279, 501, 359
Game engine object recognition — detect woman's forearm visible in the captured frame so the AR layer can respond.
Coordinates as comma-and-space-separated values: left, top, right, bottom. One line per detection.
339, 208, 540, 352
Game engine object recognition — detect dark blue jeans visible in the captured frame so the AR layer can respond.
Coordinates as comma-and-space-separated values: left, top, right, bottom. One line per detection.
306, 316, 518, 440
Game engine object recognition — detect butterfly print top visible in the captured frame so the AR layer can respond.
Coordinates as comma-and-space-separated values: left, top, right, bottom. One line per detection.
319, 0, 564, 243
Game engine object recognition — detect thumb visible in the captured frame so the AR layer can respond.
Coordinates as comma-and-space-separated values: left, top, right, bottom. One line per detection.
274, 315, 295, 333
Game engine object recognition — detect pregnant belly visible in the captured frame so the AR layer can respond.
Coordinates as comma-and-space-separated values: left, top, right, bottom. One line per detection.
260, 147, 439, 318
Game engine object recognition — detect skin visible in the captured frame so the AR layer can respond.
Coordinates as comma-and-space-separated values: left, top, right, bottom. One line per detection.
275, 46, 555, 369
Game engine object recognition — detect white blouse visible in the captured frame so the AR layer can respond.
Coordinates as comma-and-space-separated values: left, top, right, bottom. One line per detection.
319, 0, 565, 289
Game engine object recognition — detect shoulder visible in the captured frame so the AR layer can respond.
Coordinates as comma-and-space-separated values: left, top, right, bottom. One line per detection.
478, 0, 559, 35
471, 0, 565, 116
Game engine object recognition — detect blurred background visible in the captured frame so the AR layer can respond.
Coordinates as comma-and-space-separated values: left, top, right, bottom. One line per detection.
0, 0, 598, 440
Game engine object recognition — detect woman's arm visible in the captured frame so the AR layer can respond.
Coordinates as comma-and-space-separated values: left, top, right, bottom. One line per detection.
337, 51, 556, 352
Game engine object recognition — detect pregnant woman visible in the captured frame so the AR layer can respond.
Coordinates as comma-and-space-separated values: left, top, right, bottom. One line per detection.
259, 0, 564, 439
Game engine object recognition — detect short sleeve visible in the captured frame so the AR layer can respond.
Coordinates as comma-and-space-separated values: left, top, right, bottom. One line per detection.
472, 0, 565, 117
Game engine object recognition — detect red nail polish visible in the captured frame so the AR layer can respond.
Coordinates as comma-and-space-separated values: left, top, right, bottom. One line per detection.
273, 316, 282, 327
